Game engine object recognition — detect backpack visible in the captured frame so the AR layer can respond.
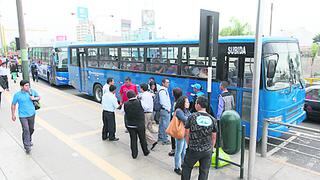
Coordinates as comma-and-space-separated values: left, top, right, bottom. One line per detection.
153, 89, 166, 111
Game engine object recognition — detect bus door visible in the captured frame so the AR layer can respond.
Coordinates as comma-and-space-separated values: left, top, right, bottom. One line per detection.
219, 43, 254, 131
69, 48, 81, 90
79, 48, 88, 93
49, 50, 56, 84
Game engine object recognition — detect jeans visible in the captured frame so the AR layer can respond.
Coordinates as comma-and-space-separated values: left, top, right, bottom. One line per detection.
174, 138, 187, 169
181, 149, 212, 180
19, 115, 35, 150
158, 109, 170, 142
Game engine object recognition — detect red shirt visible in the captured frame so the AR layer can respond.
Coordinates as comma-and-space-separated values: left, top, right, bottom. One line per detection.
119, 84, 138, 103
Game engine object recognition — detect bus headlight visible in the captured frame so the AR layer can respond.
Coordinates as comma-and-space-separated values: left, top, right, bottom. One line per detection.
264, 116, 283, 123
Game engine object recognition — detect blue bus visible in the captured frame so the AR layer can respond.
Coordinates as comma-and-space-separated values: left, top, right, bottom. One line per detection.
67, 36, 306, 138
28, 43, 69, 85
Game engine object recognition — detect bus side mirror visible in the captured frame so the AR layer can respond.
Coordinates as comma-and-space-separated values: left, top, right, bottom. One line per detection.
267, 60, 277, 79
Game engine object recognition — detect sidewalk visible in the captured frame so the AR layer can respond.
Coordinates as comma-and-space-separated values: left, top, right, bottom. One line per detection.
0, 127, 50, 180
1, 80, 320, 180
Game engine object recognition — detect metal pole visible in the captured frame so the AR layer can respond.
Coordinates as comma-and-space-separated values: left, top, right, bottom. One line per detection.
261, 120, 269, 157
16, 0, 29, 81
269, 2, 273, 36
240, 125, 245, 179
92, 24, 96, 42
248, 0, 264, 179
207, 16, 213, 114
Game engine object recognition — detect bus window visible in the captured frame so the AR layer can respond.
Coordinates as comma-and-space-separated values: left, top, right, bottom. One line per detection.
242, 91, 252, 122
98, 47, 118, 69
228, 57, 239, 86
147, 47, 160, 63
87, 48, 98, 68
70, 48, 78, 66
243, 58, 254, 88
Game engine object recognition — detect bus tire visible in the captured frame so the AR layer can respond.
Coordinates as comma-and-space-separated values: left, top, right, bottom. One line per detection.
93, 84, 103, 103
47, 72, 53, 86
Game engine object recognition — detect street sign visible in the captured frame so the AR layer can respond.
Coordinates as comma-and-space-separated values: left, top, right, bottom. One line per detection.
199, 9, 219, 59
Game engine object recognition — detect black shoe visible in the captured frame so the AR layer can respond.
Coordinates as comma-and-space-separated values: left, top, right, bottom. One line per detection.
168, 149, 175, 156
151, 142, 157, 150
174, 168, 182, 175
25, 148, 31, 154
144, 151, 150, 156
102, 135, 109, 140
109, 138, 119, 141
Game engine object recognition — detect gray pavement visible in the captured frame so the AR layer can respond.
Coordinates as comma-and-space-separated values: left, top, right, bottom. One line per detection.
1, 77, 320, 180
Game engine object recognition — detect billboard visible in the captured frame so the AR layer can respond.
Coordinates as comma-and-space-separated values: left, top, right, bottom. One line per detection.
77, 7, 89, 20
142, 10, 155, 27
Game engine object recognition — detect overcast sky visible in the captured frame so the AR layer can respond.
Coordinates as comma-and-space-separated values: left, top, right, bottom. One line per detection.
0, 0, 319, 45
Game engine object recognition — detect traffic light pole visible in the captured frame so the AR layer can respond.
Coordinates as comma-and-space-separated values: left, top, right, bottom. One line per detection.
16, 0, 29, 81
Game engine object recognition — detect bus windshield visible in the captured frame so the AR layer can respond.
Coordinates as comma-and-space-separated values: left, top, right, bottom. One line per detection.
264, 42, 302, 90
56, 48, 68, 72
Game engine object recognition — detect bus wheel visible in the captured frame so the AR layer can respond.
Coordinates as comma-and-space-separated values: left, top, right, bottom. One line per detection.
47, 73, 52, 85
93, 84, 103, 103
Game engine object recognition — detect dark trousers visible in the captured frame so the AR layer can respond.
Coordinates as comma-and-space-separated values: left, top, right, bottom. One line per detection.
102, 110, 116, 139
19, 115, 35, 150
127, 127, 149, 158
181, 149, 212, 180
31, 71, 38, 82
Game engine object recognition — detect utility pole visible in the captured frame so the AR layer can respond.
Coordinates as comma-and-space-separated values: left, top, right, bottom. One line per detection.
269, 2, 273, 36
248, 0, 264, 179
16, 0, 29, 81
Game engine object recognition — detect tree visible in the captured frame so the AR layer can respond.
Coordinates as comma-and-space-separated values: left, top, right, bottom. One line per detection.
313, 33, 320, 43
220, 17, 254, 36
311, 43, 319, 77
9, 41, 16, 52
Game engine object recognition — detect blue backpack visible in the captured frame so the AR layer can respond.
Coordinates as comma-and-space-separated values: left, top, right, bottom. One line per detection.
153, 89, 166, 111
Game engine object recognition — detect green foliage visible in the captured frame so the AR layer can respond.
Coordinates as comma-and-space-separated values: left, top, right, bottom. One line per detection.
220, 17, 254, 36
9, 41, 16, 52
311, 43, 319, 65
313, 33, 320, 43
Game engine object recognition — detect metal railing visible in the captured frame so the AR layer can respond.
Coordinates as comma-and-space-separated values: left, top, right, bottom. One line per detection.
261, 120, 320, 159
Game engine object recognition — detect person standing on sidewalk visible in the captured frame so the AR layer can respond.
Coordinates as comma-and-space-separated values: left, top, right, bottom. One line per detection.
124, 90, 150, 159
168, 88, 183, 157
30, 61, 39, 82
11, 80, 40, 154
216, 81, 235, 120
138, 83, 158, 150
181, 96, 217, 180
0, 60, 10, 107
119, 77, 138, 104
173, 96, 191, 175
103, 77, 114, 95
101, 85, 120, 141
158, 78, 171, 145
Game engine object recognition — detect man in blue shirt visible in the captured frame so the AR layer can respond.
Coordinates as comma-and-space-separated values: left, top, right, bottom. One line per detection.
189, 83, 204, 113
11, 80, 40, 154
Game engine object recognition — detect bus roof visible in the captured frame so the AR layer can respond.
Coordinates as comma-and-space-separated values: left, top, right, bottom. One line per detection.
68, 36, 299, 48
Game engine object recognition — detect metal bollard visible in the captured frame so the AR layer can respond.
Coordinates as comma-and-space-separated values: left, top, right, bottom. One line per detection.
261, 120, 269, 157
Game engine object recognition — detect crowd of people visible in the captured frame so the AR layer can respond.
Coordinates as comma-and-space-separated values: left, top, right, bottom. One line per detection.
1, 55, 235, 179
100, 76, 235, 179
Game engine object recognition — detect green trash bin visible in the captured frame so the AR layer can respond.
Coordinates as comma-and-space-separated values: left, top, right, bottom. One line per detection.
220, 110, 241, 155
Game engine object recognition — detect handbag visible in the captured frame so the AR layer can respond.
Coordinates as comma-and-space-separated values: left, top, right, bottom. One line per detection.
32, 100, 41, 110
166, 112, 185, 139
29, 90, 40, 110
